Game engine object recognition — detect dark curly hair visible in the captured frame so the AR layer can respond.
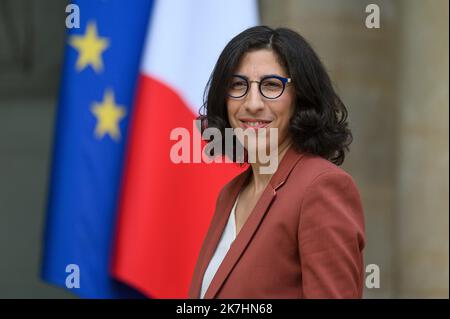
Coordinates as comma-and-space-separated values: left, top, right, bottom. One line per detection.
199, 26, 352, 166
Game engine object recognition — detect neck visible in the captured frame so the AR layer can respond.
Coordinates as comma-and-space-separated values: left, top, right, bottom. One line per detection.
247, 139, 292, 194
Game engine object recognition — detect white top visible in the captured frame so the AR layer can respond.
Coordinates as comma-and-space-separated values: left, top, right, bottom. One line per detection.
200, 194, 239, 299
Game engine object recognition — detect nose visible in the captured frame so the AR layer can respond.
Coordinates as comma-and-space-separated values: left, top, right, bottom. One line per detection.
244, 81, 264, 113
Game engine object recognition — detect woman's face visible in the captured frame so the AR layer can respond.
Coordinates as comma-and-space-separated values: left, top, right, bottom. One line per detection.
227, 49, 295, 157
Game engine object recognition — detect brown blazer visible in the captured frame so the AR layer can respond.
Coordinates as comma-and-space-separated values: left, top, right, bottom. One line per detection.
189, 146, 365, 299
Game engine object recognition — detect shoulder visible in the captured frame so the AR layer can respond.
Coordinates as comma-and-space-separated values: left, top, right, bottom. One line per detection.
294, 154, 365, 234
281, 152, 363, 216
290, 152, 359, 191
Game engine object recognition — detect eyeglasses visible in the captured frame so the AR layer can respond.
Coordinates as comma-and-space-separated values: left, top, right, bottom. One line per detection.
228, 74, 292, 99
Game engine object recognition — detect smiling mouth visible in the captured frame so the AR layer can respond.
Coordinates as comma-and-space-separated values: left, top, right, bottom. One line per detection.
239, 119, 272, 129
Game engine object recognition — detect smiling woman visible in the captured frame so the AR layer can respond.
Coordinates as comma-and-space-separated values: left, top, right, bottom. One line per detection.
190, 26, 365, 299
227, 49, 295, 165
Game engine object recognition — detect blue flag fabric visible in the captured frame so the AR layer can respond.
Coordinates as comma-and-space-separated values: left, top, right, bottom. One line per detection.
42, 0, 154, 298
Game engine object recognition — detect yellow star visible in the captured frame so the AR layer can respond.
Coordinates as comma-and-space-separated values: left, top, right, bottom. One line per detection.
91, 89, 126, 141
69, 21, 109, 73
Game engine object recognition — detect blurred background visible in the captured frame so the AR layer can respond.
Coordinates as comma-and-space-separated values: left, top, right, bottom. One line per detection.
0, 0, 448, 298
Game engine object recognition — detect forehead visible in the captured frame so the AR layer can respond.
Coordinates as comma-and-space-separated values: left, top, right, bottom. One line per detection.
234, 49, 286, 77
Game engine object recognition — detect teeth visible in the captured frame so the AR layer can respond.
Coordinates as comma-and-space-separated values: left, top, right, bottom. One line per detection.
245, 121, 267, 127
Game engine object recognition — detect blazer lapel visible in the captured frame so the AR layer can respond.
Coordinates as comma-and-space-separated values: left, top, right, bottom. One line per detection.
202, 145, 305, 298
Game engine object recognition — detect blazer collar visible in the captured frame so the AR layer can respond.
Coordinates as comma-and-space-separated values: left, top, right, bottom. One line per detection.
190, 145, 305, 299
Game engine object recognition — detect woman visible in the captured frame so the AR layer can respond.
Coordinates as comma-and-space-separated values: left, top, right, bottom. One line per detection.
188, 26, 365, 299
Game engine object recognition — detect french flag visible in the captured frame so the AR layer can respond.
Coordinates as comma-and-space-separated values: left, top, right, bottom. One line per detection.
42, 0, 258, 298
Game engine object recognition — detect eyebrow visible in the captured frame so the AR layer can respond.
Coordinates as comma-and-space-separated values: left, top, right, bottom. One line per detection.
233, 73, 286, 79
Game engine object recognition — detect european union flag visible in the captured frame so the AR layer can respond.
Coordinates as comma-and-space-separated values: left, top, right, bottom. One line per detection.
42, 0, 154, 298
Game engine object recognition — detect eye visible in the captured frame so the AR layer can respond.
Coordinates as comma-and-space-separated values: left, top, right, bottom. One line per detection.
230, 80, 247, 89
261, 78, 283, 90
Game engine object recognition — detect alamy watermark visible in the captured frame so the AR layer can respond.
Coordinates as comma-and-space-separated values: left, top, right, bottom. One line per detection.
170, 120, 279, 174
65, 3, 381, 30
63, 263, 380, 290
65, 264, 80, 289
365, 4, 381, 29
65, 4, 80, 29
365, 263, 381, 289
